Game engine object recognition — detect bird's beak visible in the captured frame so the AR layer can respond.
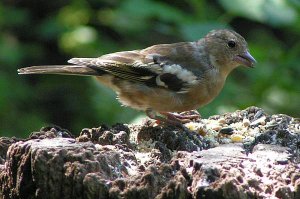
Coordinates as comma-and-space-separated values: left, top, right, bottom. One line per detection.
234, 51, 256, 68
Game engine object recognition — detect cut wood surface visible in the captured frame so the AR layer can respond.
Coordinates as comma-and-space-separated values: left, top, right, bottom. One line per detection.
0, 107, 299, 199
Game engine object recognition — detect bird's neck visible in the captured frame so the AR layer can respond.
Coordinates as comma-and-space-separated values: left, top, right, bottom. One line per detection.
208, 54, 236, 79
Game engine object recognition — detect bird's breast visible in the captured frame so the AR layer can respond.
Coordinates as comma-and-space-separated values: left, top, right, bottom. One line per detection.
185, 68, 227, 107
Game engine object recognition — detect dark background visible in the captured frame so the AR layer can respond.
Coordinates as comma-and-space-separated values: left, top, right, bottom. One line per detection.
0, 0, 299, 137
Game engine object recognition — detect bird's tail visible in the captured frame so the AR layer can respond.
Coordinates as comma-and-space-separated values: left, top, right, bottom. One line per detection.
17, 65, 102, 76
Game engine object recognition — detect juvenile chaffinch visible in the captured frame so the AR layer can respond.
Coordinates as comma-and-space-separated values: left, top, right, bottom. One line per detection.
18, 29, 256, 126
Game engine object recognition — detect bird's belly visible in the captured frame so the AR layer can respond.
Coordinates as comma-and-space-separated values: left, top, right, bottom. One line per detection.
118, 92, 195, 112
116, 82, 219, 112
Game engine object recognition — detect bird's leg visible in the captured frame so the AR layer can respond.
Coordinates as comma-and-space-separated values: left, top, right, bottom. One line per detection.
145, 109, 200, 136
145, 109, 183, 127
160, 110, 201, 123
159, 112, 191, 124
145, 109, 200, 127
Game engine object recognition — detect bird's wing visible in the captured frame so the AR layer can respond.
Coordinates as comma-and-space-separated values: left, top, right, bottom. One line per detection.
68, 42, 205, 92
68, 50, 157, 83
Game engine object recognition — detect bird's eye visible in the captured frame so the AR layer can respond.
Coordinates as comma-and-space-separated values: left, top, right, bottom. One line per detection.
227, 40, 236, 48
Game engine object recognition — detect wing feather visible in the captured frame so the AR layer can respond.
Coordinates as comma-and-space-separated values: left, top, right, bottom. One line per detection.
68, 42, 206, 92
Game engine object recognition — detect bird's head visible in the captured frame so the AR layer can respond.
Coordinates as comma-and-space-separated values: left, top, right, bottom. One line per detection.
204, 29, 256, 73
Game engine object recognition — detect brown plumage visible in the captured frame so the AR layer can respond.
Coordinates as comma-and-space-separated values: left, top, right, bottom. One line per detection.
18, 29, 256, 125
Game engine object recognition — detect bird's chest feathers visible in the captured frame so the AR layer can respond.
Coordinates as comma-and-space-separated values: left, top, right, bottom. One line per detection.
204, 68, 226, 97
177, 67, 225, 110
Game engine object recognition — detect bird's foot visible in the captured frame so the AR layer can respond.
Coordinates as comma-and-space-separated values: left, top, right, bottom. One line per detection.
145, 109, 201, 128
146, 109, 183, 127
161, 110, 201, 123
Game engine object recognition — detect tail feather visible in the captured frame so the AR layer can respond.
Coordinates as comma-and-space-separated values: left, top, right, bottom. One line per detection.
17, 65, 102, 76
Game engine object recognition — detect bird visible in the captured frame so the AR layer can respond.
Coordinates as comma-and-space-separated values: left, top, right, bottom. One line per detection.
18, 29, 256, 126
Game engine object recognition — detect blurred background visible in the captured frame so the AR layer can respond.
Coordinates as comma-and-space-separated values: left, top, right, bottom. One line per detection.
0, 0, 299, 137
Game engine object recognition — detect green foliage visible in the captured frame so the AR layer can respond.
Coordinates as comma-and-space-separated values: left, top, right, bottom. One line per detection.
0, 0, 299, 137
219, 0, 297, 26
